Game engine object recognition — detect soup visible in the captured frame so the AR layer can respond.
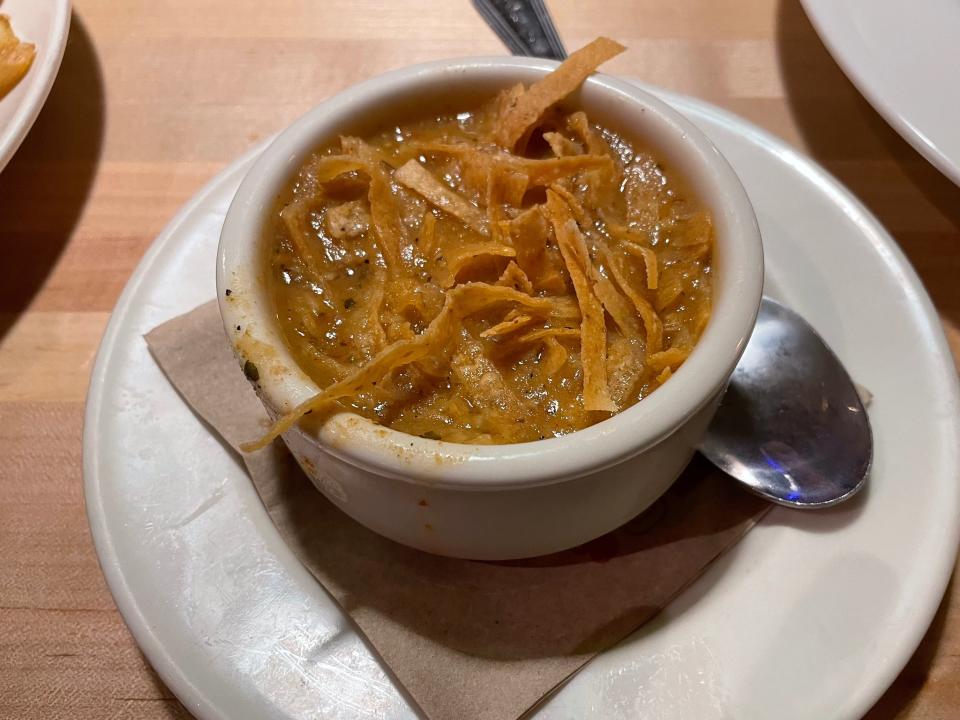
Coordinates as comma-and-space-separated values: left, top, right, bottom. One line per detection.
248, 38, 713, 450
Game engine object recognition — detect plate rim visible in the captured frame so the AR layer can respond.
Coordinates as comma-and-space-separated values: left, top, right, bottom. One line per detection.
0, 0, 72, 172
82, 86, 960, 720
799, 0, 960, 186
83, 142, 270, 720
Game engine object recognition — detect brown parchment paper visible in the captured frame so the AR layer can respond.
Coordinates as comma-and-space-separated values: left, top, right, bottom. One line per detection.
145, 300, 769, 720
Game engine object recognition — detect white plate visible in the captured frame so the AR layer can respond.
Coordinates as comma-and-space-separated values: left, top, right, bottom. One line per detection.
0, 0, 70, 172
84, 86, 960, 720
801, 0, 960, 186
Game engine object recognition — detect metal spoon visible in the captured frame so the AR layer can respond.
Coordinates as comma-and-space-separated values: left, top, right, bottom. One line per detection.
474, 3, 873, 507
699, 298, 871, 507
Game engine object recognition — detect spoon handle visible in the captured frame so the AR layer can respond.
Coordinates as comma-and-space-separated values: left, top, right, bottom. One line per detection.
472, 0, 568, 60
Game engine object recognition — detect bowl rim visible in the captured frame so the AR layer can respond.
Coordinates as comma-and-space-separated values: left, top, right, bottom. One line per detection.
217, 55, 764, 490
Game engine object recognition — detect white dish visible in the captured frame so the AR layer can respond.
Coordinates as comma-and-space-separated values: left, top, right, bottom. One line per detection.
217, 57, 764, 560
84, 85, 960, 720
801, 0, 960, 186
0, 0, 70, 172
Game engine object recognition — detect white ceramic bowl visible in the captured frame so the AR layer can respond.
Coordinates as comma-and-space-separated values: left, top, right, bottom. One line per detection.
217, 57, 764, 560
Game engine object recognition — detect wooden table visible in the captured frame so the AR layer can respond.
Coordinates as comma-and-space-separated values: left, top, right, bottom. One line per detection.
1, 1, 957, 717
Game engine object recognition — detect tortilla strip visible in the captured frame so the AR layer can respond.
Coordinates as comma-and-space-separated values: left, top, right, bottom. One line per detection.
592, 275, 642, 341
623, 243, 659, 289
395, 160, 488, 235
310, 155, 367, 183
551, 193, 641, 342
538, 296, 581, 320
340, 135, 388, 164
548, 183, 588, 227
487, 161, 528, 242
479, 314, 534, 338
496, 260, 534, 295
419, 210, 437, 256
413, 142, 611, 188
494, 164, 529, 207
647, 346, 689, 371
599, 241, 663, 352
543, 131, 583, 157
367, 174, 404, 268
519, 327, 581, 343
546, 190, 616, 412
339, 137, 404, 268
567, 111, 609, 156
362, 268, 389, 354
655, 268, 685, 310
495, 82, 525, 125
279, 200, 326, 282
606, 332, 645, 406
540, 336, 568, 374
437, 242, 517, 288
517, 154, 613, 187
495, 37, 626, 150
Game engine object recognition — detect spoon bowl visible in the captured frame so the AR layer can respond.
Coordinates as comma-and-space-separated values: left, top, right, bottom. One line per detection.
699, 297, 873, 507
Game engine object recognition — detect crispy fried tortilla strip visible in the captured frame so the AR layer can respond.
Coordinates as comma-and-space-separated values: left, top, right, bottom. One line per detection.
552, 193, 642, 342
487, 161, 528, 242
494, 83, 526, 131
592, 275, 642, 341
479, 314, 534, 338
518, 154, 613, 187
495, 37, 626, 150
599, 240, 663, 352
647, 346, 689, 371
419, 210, 437, 256
501, 205, 572, 295
540, 336, 568, 374
623, 243, 659, 289
367, 174, 404, 268
543, 131, 583, 157
567, 111, 609, 156
548, 183, 588, 227
340, 136, 405, 268
566, 112, 619, 208
606, 332, 645, 406
655, 267, 685, 310
413, 141, 610, 188
279, 200, 327, 282
436, 242, 517, 288
546, 190, 615, 412
361, 268, 388, 354
309, 155, 367, 183
340, 135, 387, 164
519, 326, 581, 343
395, 159, 488, 235
496, 260, 534, 295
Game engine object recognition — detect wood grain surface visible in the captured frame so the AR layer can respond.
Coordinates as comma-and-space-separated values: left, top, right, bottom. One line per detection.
1, 1, 957, 718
